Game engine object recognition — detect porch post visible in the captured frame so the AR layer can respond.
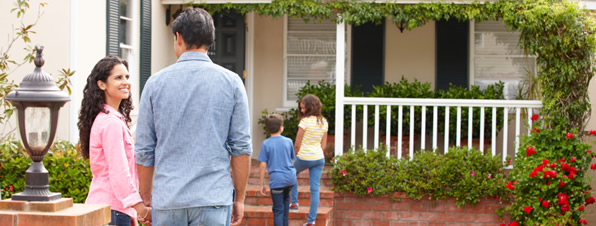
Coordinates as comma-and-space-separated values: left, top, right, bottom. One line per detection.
335, 18, 345, 157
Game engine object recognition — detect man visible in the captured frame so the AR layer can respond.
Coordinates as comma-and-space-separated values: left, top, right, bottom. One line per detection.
135, 7, 252, 226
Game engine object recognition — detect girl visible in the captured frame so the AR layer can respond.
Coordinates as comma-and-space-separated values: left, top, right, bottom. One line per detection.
78, 56, 151, 226
290, 94, 328, 226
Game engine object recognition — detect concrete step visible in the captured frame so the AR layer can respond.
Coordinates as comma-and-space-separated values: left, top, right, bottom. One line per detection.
245, 185, 334, 207
240, 205, 333, 226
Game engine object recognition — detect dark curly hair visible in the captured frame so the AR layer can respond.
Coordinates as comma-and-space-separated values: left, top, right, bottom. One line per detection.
171, 7, 215, 50
77, 56, 133, 159
298, 94, 325, 125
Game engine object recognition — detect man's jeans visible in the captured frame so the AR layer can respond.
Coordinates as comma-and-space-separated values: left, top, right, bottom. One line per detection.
290, 158, 325, 223
271, 185, 293, 226
153, 205, 232, 226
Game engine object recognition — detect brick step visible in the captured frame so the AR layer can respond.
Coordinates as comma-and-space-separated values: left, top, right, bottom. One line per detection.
245, 185, 334, 207
248, 166, 333, 187
240, 205, 333, 226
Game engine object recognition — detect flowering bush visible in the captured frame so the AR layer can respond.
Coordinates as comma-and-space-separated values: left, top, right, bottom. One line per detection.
0, 139, 91, 203
329, 146, 509, 206
501, 116, 593, 225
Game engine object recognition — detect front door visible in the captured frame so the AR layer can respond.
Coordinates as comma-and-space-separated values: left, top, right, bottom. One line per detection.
209, 11, 246, 83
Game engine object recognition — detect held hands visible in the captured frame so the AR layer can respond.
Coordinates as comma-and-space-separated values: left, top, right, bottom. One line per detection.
259, 185, 268, 196
138, 206, 152, 226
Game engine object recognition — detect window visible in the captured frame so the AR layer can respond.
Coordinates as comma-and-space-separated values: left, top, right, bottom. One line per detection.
284, 17, 337, 106
471, 20, 536, 99
119, 0, 137, 80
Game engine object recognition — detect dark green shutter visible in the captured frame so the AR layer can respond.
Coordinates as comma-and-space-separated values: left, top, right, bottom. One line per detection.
106, 0, 120, 56
139, 0, 152, 94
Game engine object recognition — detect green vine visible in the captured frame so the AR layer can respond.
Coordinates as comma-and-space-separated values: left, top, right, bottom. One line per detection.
192, 0, 596, 131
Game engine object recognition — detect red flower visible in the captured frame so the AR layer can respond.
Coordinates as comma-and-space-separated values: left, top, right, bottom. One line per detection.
530, 171, 538, 178
341, 169, 347, 176
508, 222, 519, 226
561, 163, 571, 172
559, 181, 565, 187
470, 171, 476, 177
543, 170, 557, 179
542, 200, 550, 208
558, 193, 569, 205
550, 163, 557, 168
590, 130, 596, 135
533, 128, 540, 133
506, 182, 515, 190
524, 206, 532, 214
367, 187, 372, 194
531, 114, 539, 121
8, 185, 12, 191
566, 132, 574, 139
569, 171, 576, 179
579, 218, 587, 225
579, 205, 585, 211
586, 196, 596, 205
542, 159, 549, 166
591, 164, 596, 170
526, 146, 536, 156
570, 157, 576, 163
561, 204, 570, 213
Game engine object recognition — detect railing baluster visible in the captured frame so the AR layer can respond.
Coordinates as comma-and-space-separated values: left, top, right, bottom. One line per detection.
351, 104, 356, 148
409, 106, 414, 159
528, 108, 533, 136
503, 107, 509, 165
421, 106, 426, 150
492, 107, 497, 156
515, 107, 521, 153
374, 105, 380, 149
433, 106, 438, 151
480, 107, 485, 153
444, 106, 450, 153
468, 107, 473, 149
456, 106, 461, 147
363, 105, 368, 152
398, 105, 403, 159
386, 105, 391, 158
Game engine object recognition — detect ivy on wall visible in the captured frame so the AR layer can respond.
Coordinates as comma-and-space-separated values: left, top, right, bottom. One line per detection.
193, 0, 595, 131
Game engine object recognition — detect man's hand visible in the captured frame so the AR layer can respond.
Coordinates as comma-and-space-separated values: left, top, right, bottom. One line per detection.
230, 200, 245, 225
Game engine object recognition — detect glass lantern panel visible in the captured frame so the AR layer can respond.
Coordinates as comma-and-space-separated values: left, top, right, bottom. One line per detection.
24, 107, 51, 151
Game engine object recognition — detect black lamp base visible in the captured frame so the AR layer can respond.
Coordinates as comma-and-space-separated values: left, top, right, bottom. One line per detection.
10, 161, 62, 202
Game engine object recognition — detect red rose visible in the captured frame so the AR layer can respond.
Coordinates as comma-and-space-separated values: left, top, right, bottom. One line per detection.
508, 222, 519, 226
559, 181, 565, 187
526, 146, 536, 156
530, 171, 538, 178
591, 164, 596, 170
566, 132, 573, 139
542, 159, 549, 165
590, 130, 596, 135
586, 196, 596, 205
561, 204, 570, 213
533, 128, 540, 133
579, 218, 587, 225
550, 163, 557, 168
570, 157, 576, 163
558, 193, 569, 205
543, 170, 557, 179
579, 205, 585, 211
506, 181, 515, 190
531, 114, 539, 121
524, 206, 532, 214
542, 200, 550, 208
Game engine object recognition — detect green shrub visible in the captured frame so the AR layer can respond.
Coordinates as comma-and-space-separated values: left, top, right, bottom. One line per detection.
502, 116, 594, 225
0, 139, 91, 203
329, 146, 509, 207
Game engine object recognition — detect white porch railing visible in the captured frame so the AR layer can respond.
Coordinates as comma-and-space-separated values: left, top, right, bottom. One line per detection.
334, 97, 543, 164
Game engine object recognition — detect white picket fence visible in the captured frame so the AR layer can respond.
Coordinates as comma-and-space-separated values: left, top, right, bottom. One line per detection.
335, 97, 543, 164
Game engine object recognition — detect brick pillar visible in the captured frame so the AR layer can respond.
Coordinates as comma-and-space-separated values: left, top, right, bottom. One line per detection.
0, 198, 110, 226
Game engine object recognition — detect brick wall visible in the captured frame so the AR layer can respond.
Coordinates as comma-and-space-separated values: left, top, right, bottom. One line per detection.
333, 192, 509, 226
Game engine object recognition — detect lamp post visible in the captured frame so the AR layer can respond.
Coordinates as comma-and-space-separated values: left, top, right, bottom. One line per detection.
6, 46, 70, 202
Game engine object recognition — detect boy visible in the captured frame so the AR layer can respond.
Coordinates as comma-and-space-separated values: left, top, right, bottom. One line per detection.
258, 114, 298, 226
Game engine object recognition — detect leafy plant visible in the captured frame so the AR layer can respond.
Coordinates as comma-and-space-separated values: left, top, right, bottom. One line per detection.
501, 116, 594, 225
436, 82, 505, 140
0, 140, 91, 203
258, 108, 299, 142
329, 146, 509, 207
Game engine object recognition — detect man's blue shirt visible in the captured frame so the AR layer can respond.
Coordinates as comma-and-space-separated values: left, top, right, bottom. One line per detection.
135, 52, 252, 210
257, 136, 297, 189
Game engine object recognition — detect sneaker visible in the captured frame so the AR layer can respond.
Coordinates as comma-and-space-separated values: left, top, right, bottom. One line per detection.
289, 203, 299, 210
303, 222, 315, 226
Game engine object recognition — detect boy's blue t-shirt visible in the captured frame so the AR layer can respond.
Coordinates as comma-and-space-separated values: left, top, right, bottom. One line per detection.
257, 136, 297, 189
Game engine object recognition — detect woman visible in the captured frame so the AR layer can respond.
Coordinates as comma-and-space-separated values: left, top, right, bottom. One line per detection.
77, 56, 151, 226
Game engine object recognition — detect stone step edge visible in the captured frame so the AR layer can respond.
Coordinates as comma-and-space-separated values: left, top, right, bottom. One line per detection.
244, 205, 333, 220
245, 185, 334, 198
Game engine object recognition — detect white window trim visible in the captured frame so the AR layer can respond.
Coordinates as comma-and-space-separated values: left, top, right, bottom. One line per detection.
120, 0, 140, 116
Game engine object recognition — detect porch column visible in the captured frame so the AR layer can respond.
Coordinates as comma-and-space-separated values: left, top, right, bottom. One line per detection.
335, 19, 345, 157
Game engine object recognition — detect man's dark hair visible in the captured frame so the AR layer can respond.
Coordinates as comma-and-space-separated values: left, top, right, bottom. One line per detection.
171, 8, 215, 50
265, 114, 284, 134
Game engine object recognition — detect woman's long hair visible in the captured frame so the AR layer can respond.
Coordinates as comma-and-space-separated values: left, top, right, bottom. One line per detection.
298, 94, 325, 125
77, 56, 133, 158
